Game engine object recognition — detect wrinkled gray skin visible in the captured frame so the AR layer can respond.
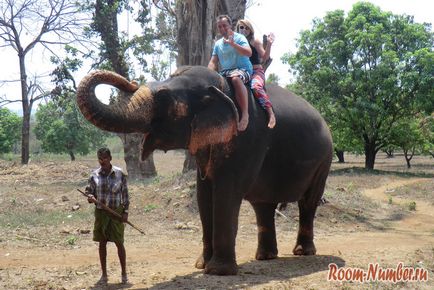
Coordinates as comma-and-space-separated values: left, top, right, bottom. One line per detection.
76, 66, 333, 276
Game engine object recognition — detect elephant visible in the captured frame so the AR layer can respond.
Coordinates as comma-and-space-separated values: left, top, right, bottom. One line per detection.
76, 66, 333, 275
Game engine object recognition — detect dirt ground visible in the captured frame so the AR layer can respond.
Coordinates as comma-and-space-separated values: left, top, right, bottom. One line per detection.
0, 151, 433, 289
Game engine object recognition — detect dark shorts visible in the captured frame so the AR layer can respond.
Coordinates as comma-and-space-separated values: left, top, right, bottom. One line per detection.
219, 68, 251, 84
93, 206, 125, 244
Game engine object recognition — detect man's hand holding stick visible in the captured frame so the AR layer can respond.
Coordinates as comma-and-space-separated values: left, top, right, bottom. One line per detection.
77, 189, 145, 235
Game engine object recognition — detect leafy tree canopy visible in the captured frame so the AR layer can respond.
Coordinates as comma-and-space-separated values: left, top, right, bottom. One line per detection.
283, 2, 433, 169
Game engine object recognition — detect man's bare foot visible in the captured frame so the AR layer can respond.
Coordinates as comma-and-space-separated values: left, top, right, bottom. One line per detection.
267, 108, 276, 129
238, 116, 249, 131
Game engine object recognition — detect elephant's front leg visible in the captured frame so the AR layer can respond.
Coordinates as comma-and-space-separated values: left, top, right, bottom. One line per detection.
205, 189, 242, 275
195, 176, 213, 270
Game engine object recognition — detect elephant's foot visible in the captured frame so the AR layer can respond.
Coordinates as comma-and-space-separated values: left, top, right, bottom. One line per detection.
195, 255, 206, 269
195, 248, 213, 269
204, 258, 238, 275
255, 247, 278, 260
292, 241, 316, 256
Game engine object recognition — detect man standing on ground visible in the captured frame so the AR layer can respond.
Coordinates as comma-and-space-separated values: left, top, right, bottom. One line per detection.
86, 147, 129, 285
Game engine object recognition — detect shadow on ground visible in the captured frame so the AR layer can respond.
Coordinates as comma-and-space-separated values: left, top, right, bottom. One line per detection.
330, 167, 434, 178
147, 255, 345, 289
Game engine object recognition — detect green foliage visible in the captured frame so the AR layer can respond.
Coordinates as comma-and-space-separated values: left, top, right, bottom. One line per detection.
80, 0, 177, 81
388, 116, 426, 155
283, 2, 433, 169
266, 73, 280, 84
34, 47, 108, 161
143, 204, 158, 213
0, 108, 21, 154
419, 115, 434, 156
66, 235, 77, 245
34, 100, 107, 160
134, 2, 177, 80
408, 201, 416, 211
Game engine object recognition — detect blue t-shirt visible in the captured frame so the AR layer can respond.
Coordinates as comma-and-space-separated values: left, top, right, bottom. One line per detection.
212, 32, 253, 74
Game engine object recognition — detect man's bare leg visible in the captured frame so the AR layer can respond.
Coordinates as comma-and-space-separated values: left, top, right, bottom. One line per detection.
231, 77, 249, 131
97, 240, 108, 284
115, 242, 128, 284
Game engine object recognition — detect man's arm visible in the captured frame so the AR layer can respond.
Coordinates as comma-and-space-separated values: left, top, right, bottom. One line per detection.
85, 176, 97, 203
208, 55, 219, 71
230, 41, 252, 57
226, 30, 252, 57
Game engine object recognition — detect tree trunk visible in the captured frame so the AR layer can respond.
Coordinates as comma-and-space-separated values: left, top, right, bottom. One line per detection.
18, 49, 30, 165
175, 0, 246, 172
94, 0, 156, 179
69, 151, 75, 161
335, 149, 345, 163
403, 148, 414, 169
385, 149, 394, 158
364, 141, 377, 170
121, 133, 156, 179
21, 110, 30, 164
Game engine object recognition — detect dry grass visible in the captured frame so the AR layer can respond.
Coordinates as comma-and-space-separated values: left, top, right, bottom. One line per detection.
0, 151, 433, 289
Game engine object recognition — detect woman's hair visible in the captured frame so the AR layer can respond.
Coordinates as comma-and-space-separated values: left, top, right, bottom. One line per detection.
236, 19, 255, 40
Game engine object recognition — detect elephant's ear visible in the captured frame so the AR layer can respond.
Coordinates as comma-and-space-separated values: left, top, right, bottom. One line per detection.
188, 86, 239, 155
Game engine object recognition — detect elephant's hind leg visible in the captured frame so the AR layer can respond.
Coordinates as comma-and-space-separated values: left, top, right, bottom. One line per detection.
293, 198, 317, 256
293, 170, 328, 256
251, 202, 278, 260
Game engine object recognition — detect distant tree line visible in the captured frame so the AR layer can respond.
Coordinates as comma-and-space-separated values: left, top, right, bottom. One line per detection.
1, 1, 432, 171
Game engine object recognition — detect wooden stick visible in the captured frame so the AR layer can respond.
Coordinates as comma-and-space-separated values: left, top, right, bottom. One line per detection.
77, 189, 145, 235
275, 209, 289, 220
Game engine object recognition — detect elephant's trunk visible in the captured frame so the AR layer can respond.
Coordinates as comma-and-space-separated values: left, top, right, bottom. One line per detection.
76, 70, 154, 133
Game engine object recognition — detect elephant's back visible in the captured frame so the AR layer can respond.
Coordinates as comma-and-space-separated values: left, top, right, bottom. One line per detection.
267, 85, 321, 122
249, 84, 332, 202
267, 84, 331, 144
266, 84, 332, 179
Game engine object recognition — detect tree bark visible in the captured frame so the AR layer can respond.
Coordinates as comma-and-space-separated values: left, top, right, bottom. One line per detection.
121, 133, 156, 179
18, 47, 30, 164
175, 0, 246, 172
385, 149, 394, 158
403, 148, 414, 169
94, 0, 156, 179
69, 151, 76, 161
364, 141, 377, 170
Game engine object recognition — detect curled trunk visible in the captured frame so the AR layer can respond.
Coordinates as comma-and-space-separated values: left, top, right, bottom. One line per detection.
76, 70, 154, 134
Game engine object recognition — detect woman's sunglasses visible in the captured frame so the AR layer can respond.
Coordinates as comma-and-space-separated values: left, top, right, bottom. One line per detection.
238, 25, 250, 30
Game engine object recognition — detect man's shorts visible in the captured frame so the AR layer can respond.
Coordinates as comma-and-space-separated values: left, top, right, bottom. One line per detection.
220, 68, 251, 84
93, 206, 125, 244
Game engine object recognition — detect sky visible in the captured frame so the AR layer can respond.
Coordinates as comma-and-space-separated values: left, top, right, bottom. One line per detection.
1, 0, 433, 114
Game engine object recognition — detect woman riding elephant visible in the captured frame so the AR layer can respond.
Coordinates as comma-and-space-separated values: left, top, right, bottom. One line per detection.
236, 19, 276, 129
